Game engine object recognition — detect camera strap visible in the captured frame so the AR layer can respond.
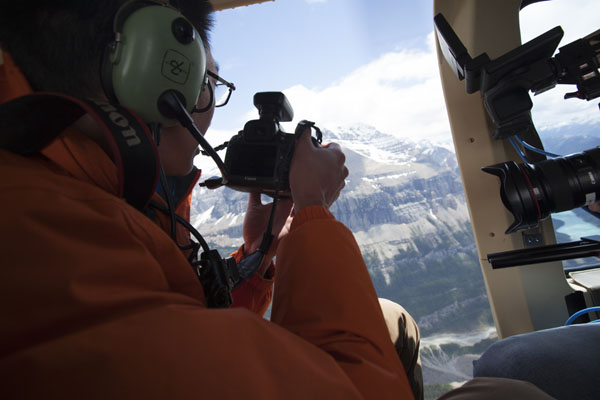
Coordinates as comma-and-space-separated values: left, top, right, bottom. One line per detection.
0, 92, 160, 211
295, 119, 323, 145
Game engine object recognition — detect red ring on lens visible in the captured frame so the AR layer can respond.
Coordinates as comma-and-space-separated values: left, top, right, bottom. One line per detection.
518, 163, 542, 220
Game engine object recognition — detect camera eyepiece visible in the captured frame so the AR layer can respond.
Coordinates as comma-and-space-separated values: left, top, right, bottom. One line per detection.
254, 92, 294, 122
483, 146, 600, 234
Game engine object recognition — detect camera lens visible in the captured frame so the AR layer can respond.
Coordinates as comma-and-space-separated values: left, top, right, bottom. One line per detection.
483, 146, 600, 234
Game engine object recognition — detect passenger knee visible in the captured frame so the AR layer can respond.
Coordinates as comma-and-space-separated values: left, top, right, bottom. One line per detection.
378, 298, 420, 346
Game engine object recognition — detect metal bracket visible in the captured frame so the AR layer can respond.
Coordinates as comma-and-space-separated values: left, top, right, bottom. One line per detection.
522, 227, 544, 247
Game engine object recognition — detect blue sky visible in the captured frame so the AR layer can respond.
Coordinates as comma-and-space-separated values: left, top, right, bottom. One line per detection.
210, 0, 433, 117
208, 0, 436, 136
201, 0, 600, 151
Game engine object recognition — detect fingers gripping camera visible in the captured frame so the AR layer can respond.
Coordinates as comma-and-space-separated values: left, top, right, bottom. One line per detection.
222, 92, 322, 197
290, 124, 348, 212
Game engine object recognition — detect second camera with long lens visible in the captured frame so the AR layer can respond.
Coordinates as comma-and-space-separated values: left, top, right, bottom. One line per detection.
483, 147, 600, 234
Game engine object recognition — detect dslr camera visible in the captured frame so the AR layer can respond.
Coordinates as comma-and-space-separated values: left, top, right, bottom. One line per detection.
222, 91, 321, 197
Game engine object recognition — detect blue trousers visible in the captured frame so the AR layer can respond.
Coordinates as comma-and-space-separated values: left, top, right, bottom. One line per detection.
473, 324, 600, 400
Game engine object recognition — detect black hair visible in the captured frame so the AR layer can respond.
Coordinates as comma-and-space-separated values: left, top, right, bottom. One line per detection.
0, 0, 214, 97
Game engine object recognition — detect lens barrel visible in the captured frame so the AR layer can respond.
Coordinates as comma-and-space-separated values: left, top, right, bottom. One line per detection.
483, 146, 600, 234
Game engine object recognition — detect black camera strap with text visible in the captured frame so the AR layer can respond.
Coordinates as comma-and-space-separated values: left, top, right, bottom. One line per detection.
0, 92, 160, 211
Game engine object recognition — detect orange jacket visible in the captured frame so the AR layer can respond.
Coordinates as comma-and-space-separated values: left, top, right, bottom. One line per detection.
0, 54, 412, 399
40, 127, 272, 315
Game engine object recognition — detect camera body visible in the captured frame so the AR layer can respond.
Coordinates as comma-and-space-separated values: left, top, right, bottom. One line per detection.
223, 92, 296, 196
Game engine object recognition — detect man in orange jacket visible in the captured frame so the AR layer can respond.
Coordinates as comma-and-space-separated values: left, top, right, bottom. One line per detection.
0, 1, 556, 399
0, 1, 415, 398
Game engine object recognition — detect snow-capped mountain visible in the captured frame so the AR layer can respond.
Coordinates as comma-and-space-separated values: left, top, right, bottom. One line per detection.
191, 124, 466, 253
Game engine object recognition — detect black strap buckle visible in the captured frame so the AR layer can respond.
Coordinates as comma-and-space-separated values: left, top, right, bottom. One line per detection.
198, 249, 240, 308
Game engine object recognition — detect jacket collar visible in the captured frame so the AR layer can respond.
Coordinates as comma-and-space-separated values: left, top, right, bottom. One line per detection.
41, 127, 203, 213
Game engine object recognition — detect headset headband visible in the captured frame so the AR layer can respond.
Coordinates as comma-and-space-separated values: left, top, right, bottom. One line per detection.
113, 0, 170, 33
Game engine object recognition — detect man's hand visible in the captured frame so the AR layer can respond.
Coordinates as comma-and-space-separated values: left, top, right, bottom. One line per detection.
240, 125, 348, 275
242, 192, 293, 276
290, 126, 349, 213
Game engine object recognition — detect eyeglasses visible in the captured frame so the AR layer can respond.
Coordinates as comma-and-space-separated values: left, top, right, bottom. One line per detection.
207, 70, 236, 108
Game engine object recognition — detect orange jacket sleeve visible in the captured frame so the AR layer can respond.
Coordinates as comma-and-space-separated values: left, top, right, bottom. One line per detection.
272, 206, 414, 399
230, 245, 274, 315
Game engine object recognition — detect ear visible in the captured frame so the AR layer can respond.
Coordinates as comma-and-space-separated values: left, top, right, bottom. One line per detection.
101, 1, 206, 126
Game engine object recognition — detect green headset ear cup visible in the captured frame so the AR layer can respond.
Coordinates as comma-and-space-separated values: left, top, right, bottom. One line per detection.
106, 4, 206, 126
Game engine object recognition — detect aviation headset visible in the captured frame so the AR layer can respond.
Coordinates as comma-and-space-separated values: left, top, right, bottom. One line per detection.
101, 0, 208, 126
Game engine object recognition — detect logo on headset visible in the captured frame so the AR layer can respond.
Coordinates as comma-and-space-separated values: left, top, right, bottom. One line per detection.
162, 50, 190, 85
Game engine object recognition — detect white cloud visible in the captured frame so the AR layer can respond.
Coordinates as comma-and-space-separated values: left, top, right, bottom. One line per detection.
193, 128, 234, 174
529, 86, 600, 132
281, 32, 453, 144
520, 0, 599, 44
520, 0, 600, 131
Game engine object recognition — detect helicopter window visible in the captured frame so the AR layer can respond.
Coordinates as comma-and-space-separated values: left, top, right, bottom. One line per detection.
193, 2, 494, 396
